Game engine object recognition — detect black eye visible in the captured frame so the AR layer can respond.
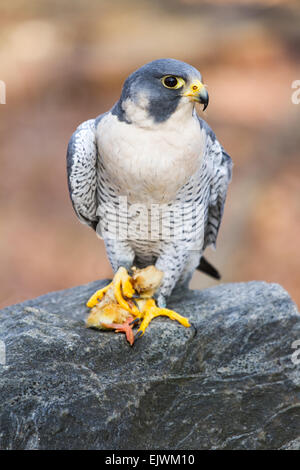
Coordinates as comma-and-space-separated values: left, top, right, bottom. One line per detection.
163, 76, 178, 88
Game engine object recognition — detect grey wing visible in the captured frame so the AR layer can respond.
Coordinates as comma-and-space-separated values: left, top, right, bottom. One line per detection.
199, 118, 233, 249
67, 119, 99, 230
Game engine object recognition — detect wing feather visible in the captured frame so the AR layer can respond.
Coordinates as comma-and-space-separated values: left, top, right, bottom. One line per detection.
67, 119, 99, 229
198, 118, 233, 249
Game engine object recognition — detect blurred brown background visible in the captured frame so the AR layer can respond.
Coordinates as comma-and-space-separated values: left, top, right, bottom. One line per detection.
0, 0, 299, 309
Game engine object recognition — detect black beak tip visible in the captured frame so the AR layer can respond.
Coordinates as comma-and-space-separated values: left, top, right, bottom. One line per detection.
199, 89, 209, 111
201, 94, 209, 111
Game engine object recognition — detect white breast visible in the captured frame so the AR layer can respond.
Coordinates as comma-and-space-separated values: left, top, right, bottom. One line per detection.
96, 103, 205, 204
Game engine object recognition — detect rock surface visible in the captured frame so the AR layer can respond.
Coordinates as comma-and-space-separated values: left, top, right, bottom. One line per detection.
0, 280, 299, 450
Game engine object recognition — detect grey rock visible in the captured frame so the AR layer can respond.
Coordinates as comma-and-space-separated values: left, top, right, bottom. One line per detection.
0, 280, 299, 450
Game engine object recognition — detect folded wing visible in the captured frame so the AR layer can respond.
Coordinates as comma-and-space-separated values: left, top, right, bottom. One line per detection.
67, 119, 99, 230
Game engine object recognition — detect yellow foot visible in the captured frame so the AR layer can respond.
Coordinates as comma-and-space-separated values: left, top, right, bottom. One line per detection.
135, 299, 190, 338
86, 282, 111, 308
86, 267, 139, 315
112, 267, 138, 314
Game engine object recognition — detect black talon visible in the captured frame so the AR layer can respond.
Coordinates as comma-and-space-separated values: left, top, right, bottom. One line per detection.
135, 331, 143, 341
131, 298, 141, 310
131, 294, 142, 299
190, 322, 197, 336
130, 318, 140, 326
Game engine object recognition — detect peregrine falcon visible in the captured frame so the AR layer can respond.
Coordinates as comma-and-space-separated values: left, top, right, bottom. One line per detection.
67, 58, 232, 337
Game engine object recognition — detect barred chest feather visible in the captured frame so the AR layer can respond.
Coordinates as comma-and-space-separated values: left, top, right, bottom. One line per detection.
96, 109, 206, 204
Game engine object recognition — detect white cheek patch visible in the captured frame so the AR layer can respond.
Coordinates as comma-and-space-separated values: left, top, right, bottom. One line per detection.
121, 94, 155, 128
137, 93, 149, 109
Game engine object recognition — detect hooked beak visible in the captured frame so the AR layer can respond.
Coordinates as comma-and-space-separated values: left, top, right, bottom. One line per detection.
182, 80, 209, 111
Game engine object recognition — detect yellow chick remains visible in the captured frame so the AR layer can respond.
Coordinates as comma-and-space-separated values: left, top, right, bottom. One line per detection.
86, 265, 190, 345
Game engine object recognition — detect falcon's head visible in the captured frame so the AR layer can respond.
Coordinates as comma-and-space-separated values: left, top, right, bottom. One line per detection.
113, 58, 209, 126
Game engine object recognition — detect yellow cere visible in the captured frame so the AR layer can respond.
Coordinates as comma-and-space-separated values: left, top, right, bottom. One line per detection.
183, 79, 205, 98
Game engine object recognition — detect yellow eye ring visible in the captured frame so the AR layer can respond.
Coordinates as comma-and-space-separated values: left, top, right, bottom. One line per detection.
161, 75, 185, 90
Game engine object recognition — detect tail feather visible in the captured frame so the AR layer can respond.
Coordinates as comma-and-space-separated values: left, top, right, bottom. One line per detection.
196, 256, 221, 280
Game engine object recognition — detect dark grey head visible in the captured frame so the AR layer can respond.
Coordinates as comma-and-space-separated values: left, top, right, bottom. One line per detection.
112, 58, 209, 125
